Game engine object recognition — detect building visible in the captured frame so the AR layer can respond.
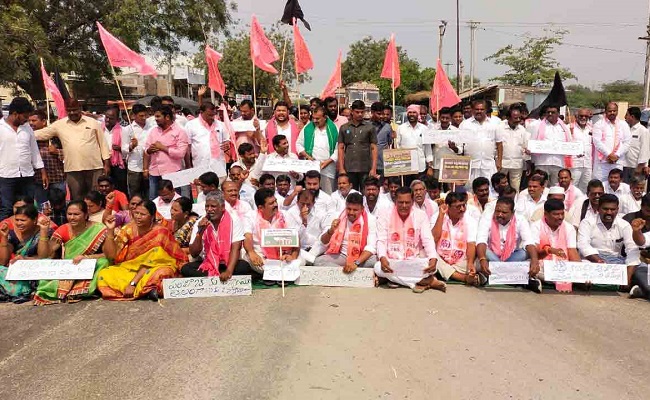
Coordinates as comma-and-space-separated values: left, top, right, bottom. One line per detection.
336, 82, 380, 109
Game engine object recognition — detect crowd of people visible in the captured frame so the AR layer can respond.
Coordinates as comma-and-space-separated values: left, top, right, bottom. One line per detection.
1, 88, 650, 305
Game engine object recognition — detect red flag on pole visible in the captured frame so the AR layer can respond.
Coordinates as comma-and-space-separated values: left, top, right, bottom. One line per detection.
40, 61, 67, 118
320, 51, 342, 99
96, 22, 157, 76
293, 19, 313, 74
429, 59, 461, 114
205, 45, 226, 96
250, 15, 280, 74
380, 34, 400, 89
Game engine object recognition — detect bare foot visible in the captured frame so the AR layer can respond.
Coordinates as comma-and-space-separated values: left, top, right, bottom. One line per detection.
429, 278, 447, 293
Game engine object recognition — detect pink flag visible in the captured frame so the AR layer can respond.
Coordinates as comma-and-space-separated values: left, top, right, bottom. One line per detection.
293, 19, 313, 74
40, 62, 67, 119
429, 59, 461, 114
250, 15, 280, 74
320, 51, 342, 99
96, 22, 157, 76
380, 34, 400, 89
205, 45, 226, 96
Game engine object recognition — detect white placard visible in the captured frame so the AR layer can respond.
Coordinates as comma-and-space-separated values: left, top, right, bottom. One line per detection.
422, 129, 473, 145
295, 266, 375, 288
488, 262, 530, 285
162, 162, 227, 188
544, 260, 627, 285
262, 259, 302, 281
6, 259, 97, 281
388, 258, 430, 278
231, 119, 268, 132
162, 276, 252, 299
527, 140, 584, 156
262, 157, 321, 174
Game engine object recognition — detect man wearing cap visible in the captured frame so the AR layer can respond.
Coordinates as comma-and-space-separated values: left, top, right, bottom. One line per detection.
397, 105, 432, 186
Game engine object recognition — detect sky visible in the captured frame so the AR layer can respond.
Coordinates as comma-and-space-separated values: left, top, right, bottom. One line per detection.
199, 0, 649, 96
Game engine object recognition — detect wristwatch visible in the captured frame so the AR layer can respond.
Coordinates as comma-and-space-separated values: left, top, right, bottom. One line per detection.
129, 281, 137, 287
353, 260, 361, 267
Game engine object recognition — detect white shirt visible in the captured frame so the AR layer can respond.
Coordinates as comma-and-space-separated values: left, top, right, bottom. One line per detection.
188, 210, 245, 259
619, 193, 642, 216
515, 190, 548, 220
498, 122, 529, 169
364, 195, 393, 217
239, 183, 256, 209
275, 192, 291, 211
529, 119, 572, 167
396, 122, 432, 173
104, 125, 128, 161
530, 219, 577, 248
604, 182, 630, 196
245, 210, 291, 253
432, 124, 462, 169
225, 200, 254, 228
570, 123, 593, 168
321, 213, 377, 256
592, 118, 631, 163
577, 216, 640, 266
232, 153, 265, 183
459, 117, 501, 172
285, 204, 333, 250
153, 193, 181, 220
567, 198, 599, 228
412, 198, 440, 229
184, 116, 227, 170
476, 215, 535, 251
122, 122, 149, 172
0, 119, 44, 178
331, 189, 360, 214
315, 191, 335, 216
296, 125, 338, 178
175, 114, 188, 128
623, 122, 650, 168
261, 151, 303, 185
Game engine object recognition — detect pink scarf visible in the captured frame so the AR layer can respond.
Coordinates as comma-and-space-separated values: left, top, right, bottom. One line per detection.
256, 210, 287, 259
489, 216, 517, 261
219, 104, 238, 161
266, 118, 299, 155
437, 215, 468, 265
327, 209, 369, 263
199, 115, 222, 160
110, 124, 124, 168
538, 119, 573, 168
387, 208, 419, 260
539, 217, 569, 261
597, 120, 620, 161
226, 200, 248, 221
416, 199, 436, 220
198, 211, 233, 276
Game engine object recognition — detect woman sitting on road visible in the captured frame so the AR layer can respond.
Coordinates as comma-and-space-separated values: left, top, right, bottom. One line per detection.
0, 205, 53, 303
108, 194, 169, 229
170, 196, 199, 251
98, 200, 187, 301
0, 196, 57, 230
34, 201, 109, 305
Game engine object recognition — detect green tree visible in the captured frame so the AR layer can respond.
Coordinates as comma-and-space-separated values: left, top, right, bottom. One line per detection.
485, 29, 575, 87
0, 0, 235, 100
194, 23, 309, 101
567, 81, 644, 109
342, 36, 436, 104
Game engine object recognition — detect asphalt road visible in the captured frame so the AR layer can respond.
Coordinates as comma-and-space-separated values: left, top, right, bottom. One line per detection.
0, 285, 648, 399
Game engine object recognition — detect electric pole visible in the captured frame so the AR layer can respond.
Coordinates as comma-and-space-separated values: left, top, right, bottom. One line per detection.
459, 60, 465, 92
444, 62, 453, 75
469, 21, 480, 95
438, 21, 448, 61
641, 0, 650, 108
456, 0, 460, 92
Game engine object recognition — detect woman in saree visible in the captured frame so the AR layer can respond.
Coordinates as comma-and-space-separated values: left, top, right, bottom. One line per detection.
34, 200, 109, 305
98, 200, 187, 301
84, 191, 108, 223
0, 205, 53, 303
1, 195, 57, 231
108, 194, 169, 229
170, 196, 199, 251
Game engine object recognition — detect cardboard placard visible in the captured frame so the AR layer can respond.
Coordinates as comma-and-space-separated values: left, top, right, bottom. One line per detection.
162, 276, 252, 299
438, 156, 472, 183
383, 148, 419, 177
6, 259, 97, 281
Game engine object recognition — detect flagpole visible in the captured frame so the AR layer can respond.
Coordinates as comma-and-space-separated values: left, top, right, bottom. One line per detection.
108, 64, 132, 126
40, 58, 51, 125
252, 62, 257, 116
280, 32, 289, 83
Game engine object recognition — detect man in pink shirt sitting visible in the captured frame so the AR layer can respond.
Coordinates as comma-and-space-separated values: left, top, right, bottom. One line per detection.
143, 105, 189, 200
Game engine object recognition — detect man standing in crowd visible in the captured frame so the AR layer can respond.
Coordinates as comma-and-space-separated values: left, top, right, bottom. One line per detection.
266, 101, 299, 155
29, 110, 65, 206
528, 105, 573, 186
143, 105, 189, 200
460, 100, 502, 185
451, 107, 464, 128
233, 99, 262, 153
122, 104, 149, 198
184, 101, 229, 178
569, 108, 593, 192
397, 104, 431, 185
592, 102, 631, 181
432, 107, 461, 181
338, 100, 378, 190
36, 98, 110, 201
323, 97, 348, 130
296, 106, 339, 194
103, 106, 128, 194
370, 102, 393, 178
623, 107, 650, 182
497, 106, 529, 191
0, 98, 45, 220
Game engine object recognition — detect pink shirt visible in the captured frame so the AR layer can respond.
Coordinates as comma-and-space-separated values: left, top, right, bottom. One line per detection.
376, 208, 438, 259
334, 115, 349, 130
145, 124, 189, 176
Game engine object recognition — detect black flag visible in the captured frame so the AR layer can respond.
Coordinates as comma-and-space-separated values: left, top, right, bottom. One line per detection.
281, 0, 311, 31
53, 66, 71, 100
529, 71, 567, 119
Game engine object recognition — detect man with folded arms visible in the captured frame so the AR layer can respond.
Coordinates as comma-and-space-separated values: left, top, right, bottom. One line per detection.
374, 187, 446, 293
315, 193, 376, 273
475, 197, 540, 290
577, 194, 639, 287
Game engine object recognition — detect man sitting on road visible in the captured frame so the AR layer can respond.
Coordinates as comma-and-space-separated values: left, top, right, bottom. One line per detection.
628, 195, 650, 299
374, 187, 447, 293
567, 179, 604, 228
331, 173, 360, 214
410, 179, 439, 229
286, 190, 332, 265
363, 176, 392, 217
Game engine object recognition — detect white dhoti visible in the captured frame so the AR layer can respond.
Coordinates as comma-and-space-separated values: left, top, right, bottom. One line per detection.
593, 160, 622, 182
373, 259, 431, 289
